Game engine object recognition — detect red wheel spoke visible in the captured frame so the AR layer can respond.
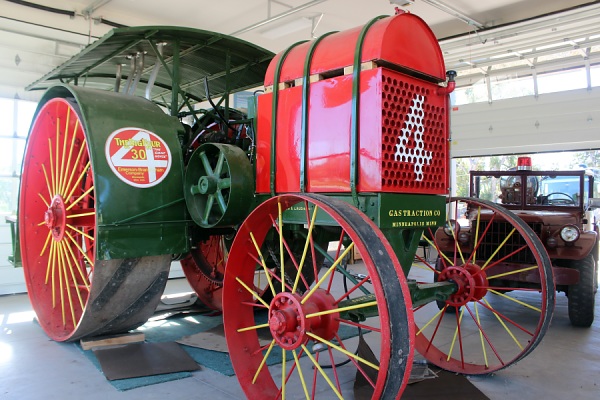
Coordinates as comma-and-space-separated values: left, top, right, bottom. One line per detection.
333, 274, 371, 305
464, 211, 497, 266
479, 245, 529, 273
476, 285, 539, 292
327, 346, 343, 394
474, 300, 535, 336
464, 304, 505, 366
335, 318, 381, 333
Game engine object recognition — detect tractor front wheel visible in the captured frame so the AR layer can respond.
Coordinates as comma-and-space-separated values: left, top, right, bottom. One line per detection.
223, 194, 414, 399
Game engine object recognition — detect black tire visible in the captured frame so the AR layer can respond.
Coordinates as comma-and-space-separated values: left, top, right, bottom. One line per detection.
568, 253, 596, 327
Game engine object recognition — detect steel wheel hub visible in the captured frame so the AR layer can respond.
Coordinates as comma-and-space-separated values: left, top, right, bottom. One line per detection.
45, 195, 66, 241
268, 289, 339, 350
439, 264, 488, 306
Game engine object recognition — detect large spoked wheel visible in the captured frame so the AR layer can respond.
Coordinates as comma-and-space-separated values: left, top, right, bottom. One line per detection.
181, 235, 230, 310
223, 194, 414, 399
19, 97, 170, 341
411, 197, 554, 374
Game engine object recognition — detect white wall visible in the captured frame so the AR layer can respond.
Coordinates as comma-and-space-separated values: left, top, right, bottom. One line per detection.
450, 87, 600, 157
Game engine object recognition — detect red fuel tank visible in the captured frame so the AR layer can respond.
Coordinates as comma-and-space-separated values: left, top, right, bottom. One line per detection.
256, 12, 451, 195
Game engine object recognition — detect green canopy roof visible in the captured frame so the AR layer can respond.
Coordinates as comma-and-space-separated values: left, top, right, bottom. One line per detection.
27, 26, 274, 110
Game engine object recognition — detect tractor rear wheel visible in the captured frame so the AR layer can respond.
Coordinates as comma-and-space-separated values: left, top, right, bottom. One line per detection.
18, 97, 170, 341
223, 194, 414, 399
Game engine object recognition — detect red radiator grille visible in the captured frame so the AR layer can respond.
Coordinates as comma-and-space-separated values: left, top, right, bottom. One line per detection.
380, 73, 448, 194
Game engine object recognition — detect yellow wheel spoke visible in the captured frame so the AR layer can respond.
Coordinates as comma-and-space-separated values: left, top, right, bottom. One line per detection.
59, 119, 79, 196
249, 231, 276, 297
482, 298, 523, 350
411, 263, 433, 272
489, 289, 541, 312
235, 277, 270, 308
292, 349, 310, 400
481, 228, 516, 270
302, 243, 354, 305
447, 211, 465, 264
55, 118, 61, 194
66, 224, 94, 241
66, 212, 96, 219
281, 348, 286, 400
416, 306, 446, 336
63, 238, 90, 290
252, 340, 276, 384
293, 205, 318, 294
39, 231, 52, 257
37, 193, 50, 207
57, 237, 66, 326
278, 201, 285, 293
58, 242, 77, 327
474, 302, 489, 368
237, 322, 270, 333
64, 231, 94, 268
301, 344, 344, 400
306, 332, 379, 371
422, 226, 457, 267
447, 308, 465, 361
41, 164, 53, 198
66, 186, 94, 211
473, 206, 482, 263
305, 300, 378, 319
60, 241, 85, 311
48, 137, 57, 195
45, 240, 55, 285
65, 160, 90, 202
63, 142, 87, 201
486, 265, 539, 280
58, 107, 70, 195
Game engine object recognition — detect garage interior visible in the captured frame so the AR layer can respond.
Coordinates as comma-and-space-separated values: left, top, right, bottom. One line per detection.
0, 0, 599, 399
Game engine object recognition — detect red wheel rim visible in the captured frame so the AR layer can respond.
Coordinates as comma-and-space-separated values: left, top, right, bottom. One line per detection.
181, 235, 228, 310
223, 194, 414, 399
19, 98, 95, 341
412, 197, 554, 374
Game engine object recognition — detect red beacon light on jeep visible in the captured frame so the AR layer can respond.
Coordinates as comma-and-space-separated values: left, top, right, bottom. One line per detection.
517, 156, 533, 170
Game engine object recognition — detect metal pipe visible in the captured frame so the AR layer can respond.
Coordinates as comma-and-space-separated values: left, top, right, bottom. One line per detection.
145, 43, 164, 99
129, 52, 145, 95
122, 55, 136, 95
229, 0, 327, 36
114, 63, 122, 93
421, 0, 484, 29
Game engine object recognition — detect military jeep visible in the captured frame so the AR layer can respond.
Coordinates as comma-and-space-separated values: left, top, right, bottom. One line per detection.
433, 157, 598, 327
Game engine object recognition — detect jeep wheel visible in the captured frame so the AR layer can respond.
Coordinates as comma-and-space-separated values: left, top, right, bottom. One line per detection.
568, 253, 596, 327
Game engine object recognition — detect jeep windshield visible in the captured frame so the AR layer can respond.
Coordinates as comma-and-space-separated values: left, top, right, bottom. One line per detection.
469, 169, 596, 211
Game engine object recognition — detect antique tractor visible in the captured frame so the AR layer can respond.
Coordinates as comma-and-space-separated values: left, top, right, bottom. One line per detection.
14, 10, 555, 399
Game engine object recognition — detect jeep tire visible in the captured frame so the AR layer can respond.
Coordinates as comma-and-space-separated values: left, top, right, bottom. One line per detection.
568, 253, 596, 327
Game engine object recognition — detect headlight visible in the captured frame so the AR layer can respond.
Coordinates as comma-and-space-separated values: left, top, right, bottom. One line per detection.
560, 225, 580, 243
443, 219, 460, 236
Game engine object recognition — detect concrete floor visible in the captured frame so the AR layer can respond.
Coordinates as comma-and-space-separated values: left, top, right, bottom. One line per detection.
0, 277, 598, 400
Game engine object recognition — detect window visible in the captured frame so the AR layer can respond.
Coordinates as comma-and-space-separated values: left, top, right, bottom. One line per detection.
0, 98, 36, 213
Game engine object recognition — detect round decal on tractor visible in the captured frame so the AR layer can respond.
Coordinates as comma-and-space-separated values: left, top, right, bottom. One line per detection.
105, 128, 172, 188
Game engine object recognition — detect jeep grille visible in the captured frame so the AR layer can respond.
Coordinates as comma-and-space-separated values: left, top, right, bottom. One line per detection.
475, 221, 543, 264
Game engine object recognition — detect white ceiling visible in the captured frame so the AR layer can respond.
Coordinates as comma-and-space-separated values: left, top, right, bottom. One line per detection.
0, 0, 598, 101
